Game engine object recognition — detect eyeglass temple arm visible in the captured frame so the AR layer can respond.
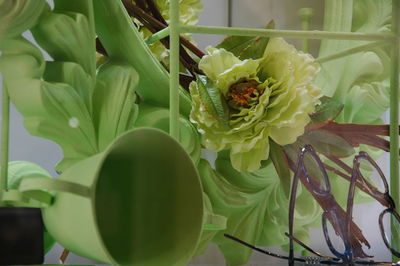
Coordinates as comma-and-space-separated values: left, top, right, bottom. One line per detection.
288, 156, 302, 262
284, 232, 339, 260
223, 234, 299, 261
342, 163, 360, 260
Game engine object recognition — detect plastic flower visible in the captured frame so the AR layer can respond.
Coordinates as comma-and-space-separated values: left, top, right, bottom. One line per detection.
154, 0, 203, 26
137, 0, 203, 61
190, 38, 322, 172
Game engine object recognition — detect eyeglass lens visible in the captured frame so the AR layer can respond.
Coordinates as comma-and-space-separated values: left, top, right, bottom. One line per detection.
301, 146, 330, 194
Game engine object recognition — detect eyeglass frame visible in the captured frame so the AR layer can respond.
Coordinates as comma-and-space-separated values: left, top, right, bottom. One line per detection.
225, 144, 400, 265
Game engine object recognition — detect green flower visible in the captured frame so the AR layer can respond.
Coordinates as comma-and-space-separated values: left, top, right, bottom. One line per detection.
190, 38, 322, 172
136, 0, 203, 61
154, 0, 203, 26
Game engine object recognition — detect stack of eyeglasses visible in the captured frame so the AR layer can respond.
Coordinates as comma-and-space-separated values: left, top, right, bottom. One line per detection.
226, 145, 400, 265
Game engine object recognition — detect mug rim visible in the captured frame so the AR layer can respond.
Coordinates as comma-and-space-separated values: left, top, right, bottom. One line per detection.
90, 127, 205, 265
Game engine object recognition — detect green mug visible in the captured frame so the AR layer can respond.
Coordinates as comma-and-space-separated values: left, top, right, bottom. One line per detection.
3, 128, 225, 265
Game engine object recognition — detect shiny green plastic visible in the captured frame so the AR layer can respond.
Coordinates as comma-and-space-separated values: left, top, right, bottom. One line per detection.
134, 104, 201, 165
6, 161, 56, 254
8, 128, 207, 265
93, 0, 192, 117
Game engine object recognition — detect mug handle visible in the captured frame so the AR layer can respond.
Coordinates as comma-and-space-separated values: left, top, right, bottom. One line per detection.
203, 211, 227, 231
3, 176, 90, 208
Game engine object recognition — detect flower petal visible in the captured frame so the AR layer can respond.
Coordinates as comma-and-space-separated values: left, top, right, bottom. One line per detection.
199, 47, 242, 82
230, 128, 270, 172
217, 59, 260, 95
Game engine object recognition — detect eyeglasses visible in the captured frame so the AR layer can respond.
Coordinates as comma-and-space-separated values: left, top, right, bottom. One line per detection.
225, 145, 400, 265
348, 152, 400, 260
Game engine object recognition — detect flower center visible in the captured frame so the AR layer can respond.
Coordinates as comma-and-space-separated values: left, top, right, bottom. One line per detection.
227, 80, 262, 110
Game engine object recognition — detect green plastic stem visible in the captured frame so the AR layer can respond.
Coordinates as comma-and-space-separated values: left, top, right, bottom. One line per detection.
1, 83, 10, 203
180, 25, 398, 41
146, 27, 170, 45
169, 0, 180, 140
298, 8, 314, 52
316, 41, 389, 63
390, 0, 400, 257
227, 0, 233, 27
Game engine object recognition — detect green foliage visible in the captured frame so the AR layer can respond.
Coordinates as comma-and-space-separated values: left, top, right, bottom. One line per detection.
313, 0, 393, 206
32, 12, 96, 78
239, 37, 270, 60
93, 0, 192, 116
195, 75, 230, 128
316, 0, 392, 125
0, 0, 48, 40
43, 62, 93, 112
0, 1, 139, 171
217, 36, 258, 57
216, 20, 274, 60
310, 96, 344, 125
199, 151, 320, 265
269, 140, 291, 198
216, 35, 270, 61
299, 130, 355, 158
93, 61, 139, 151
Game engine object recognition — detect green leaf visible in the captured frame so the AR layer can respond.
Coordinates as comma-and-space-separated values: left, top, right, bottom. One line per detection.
32, 11, 96, 78
310, 96, 344, 125
237, 20, 274, 60
192, 162, 226, 256
269, 140, 291, 198
44, 61, 94, 112
93, 61, 139, 150
0, 37, 47, 117
239, 37, 270, 60
200, 154, 271, 264
315, 0, 392, 125
197, 150, 320, 264
0, 0, 48, 40
53, 0, 94, 29
283, 141, 330, 189
19, 81, 98, 172
216, 35, 256, 57
265, 19, 276, 30
299, 130, 355, 158
0, 36, 97, 172
216, 20, 273, 60
196, 75, 230, 128
93, 0, 192, 117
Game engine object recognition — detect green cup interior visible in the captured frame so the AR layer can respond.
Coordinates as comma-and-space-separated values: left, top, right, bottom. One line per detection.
94, 128, 204, 265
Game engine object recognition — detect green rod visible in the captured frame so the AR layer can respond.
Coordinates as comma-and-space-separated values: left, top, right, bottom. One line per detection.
227, 0, 232, 27
169, 0, 180, 140
390, 0, 400, 257
146, 27, 170, 45
298, 8, 315, 52
316, 41, 389, 63
180, 25, 398, 41
1, 83, 10, 204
